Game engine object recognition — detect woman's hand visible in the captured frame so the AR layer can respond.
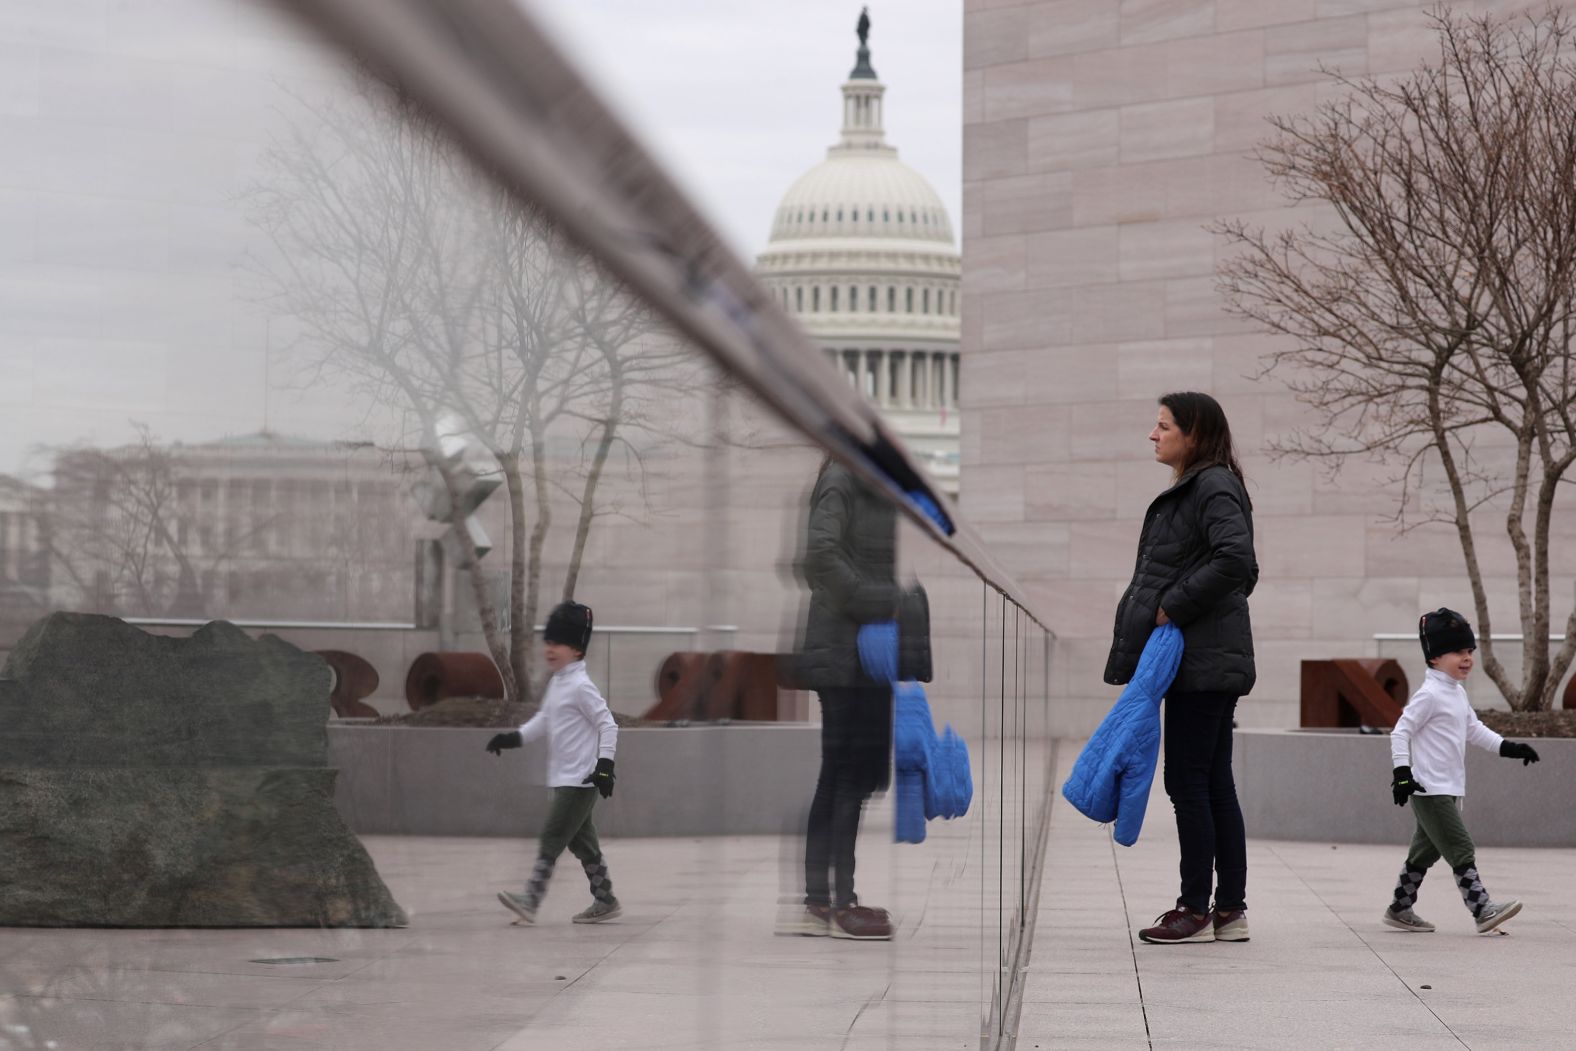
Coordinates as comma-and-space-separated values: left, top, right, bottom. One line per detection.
1155, 607, 1170, 626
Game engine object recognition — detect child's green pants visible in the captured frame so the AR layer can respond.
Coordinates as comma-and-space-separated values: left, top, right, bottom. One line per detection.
540, 785, 602, 863
1406, 795, 1475, 871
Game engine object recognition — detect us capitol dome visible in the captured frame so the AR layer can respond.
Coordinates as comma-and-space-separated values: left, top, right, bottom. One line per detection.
755, 15, 961, 493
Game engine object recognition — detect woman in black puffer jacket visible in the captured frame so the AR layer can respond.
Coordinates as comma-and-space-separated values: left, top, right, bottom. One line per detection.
1107, 392, 1257, 946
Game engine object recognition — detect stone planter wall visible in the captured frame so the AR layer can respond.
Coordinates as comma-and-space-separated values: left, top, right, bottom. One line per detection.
328, 723, 822, 838
1235, 729, 1576, 847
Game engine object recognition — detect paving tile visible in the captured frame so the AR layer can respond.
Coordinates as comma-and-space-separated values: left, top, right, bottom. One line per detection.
1144, 999, 1462, 1048
845, 1000, 984, 1042
0, 997, 251, 1051
843, 1038, 977, 1051
1019, 967, 1141, 1003
8, 966, 319, 1009
1013, 1000, 1151, 1047
198, 1003, 532, 1051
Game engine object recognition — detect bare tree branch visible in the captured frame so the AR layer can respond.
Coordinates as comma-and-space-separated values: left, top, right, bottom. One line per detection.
1216, 5, 1576, 710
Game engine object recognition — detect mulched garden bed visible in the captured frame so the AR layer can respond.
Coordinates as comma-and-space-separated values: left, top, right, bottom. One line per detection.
373, 695, 648, 728
1474, 708, 1576, 738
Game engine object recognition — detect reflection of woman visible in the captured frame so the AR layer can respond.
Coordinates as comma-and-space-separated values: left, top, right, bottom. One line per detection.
1106, 392, 1257, 945
787, 458, 896, 941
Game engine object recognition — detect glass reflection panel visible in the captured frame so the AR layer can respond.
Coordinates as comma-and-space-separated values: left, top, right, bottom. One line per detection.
0, 3, 1058, 1048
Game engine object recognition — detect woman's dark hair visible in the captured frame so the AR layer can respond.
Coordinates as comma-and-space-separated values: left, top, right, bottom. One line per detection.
1159, 391, 1247, 491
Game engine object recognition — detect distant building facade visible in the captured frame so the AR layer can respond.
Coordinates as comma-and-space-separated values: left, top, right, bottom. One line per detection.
45, 433, 417, 625
0, 475, 51, 638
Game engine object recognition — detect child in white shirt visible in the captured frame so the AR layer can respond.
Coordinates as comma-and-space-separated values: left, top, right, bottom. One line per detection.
1385, 608, 1539, 934
486, 601, 620, 925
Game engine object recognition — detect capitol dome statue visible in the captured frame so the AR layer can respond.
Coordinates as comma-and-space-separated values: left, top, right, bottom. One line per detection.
755, 11, 961, 492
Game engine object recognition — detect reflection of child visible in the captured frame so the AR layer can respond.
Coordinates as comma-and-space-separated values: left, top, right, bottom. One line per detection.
1384, 608, 1539, 934
486, 601, 620, 926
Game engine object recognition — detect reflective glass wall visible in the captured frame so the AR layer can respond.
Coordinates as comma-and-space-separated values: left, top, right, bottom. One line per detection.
0, 3, 1054, 1048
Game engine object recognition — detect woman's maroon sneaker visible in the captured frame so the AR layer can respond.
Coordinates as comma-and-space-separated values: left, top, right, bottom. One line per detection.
1138, 908, 1214, 943
831, 905, 893, 940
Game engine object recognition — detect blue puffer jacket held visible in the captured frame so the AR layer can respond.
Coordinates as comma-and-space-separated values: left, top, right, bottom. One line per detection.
1062, 624, 1182, 846
858, 622, 972, 845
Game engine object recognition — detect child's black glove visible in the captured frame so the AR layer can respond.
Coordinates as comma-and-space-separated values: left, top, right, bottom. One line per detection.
1499, 741, 1540, 765
486, 731, 523, 755
583, 757, 616, 798
1391, 765, 1424, 806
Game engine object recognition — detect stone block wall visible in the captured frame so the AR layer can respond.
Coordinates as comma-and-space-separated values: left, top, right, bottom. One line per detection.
961, 0, 1563, 733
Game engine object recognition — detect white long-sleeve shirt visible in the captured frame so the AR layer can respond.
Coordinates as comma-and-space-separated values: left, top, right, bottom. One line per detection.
517, 661, 618, 788
1389, 667, 1503, 797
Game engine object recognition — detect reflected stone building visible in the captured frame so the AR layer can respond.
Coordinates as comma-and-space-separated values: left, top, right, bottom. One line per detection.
0, 475, 50, 637
45, 433, 416, 624
756, 30, 962, 493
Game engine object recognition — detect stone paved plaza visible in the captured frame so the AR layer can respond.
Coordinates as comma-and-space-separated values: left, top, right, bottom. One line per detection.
2, 741, 1570, 1050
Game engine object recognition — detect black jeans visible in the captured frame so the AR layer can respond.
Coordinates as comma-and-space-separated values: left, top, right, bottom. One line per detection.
804, 686, 891, 909
1162, 690, 1247, 914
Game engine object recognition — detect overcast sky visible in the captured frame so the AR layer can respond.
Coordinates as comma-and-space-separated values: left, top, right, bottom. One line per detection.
524, 0, 963, 261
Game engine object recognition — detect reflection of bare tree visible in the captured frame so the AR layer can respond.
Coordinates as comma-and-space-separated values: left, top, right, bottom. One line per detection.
245, 75, 690, 700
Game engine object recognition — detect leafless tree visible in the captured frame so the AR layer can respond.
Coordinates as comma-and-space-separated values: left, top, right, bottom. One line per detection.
245, 74, 690, 701
1217, 6, 1576, 710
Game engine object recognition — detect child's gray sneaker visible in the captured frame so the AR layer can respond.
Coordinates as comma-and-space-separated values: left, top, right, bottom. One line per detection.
1475, 899, 1521, 934
498, 891, 537, 925
572, 899, 622, 924
1382, 906, 1435, 933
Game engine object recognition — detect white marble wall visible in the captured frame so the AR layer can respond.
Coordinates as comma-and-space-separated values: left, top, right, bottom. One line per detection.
961, 0, 1565, 733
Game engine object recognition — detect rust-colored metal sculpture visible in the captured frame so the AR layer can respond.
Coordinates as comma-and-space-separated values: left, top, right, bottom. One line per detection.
1300, 658, 1407, 728
647, 651, 707, 721
315, 650, 381, 718
404, 652, 505, 710
645, 651, 799, 722
703, 652, 783, 721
